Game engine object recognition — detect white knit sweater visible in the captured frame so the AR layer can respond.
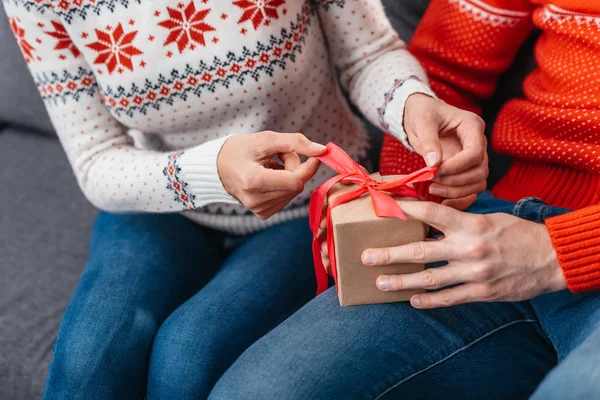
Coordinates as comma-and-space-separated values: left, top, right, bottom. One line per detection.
4, 0, 433, 235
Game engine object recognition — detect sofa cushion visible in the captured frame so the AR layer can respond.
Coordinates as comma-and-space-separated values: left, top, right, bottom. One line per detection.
0, 4, 55, 136
0, 129, 96, 399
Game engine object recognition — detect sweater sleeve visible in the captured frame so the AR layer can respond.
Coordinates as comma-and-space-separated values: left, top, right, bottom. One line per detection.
545, 206, 600, 293
408, 0, 535, 114
316, 0, 435, 151
3, 0, 237, 213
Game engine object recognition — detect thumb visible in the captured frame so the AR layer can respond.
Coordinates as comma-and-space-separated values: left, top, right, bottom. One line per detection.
415, 120, 443, 167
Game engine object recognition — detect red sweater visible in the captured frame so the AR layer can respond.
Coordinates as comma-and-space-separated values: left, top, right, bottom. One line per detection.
380, 0, 600, 293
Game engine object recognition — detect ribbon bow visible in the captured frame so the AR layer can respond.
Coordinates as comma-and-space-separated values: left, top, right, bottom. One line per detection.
309, 143, 438, 295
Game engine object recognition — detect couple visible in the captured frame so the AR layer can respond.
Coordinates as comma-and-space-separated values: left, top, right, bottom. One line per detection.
6, 0, 599, 398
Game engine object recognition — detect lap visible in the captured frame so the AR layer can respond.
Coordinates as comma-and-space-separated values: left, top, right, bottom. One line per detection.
212, 193, 600, 399
66, 212, 225, 322
44, 212, 225, 399
210, 289, 552, 399
148, 217, 316, 399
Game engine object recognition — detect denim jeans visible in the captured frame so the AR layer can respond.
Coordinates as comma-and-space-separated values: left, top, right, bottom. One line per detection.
43, 212, 316, 400
210, 192, 600, 399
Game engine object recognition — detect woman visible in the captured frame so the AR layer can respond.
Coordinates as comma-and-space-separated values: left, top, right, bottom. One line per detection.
209, 0, 600, 399
4, 0, 486, 398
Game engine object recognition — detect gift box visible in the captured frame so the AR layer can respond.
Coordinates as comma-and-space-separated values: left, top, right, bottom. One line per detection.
329, 174, 427, 306
310, 143, 437, 307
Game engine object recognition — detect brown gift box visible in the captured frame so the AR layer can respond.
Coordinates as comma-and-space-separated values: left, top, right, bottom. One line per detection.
329, 173, 427, 306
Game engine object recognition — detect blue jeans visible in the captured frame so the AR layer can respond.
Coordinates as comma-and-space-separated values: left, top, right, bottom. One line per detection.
43, 213, 316, 400
210, 192, 600, 399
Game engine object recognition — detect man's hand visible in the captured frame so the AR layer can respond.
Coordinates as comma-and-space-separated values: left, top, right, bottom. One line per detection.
361, 201, 567, 308
218, 131, 326, 220
404, 94, 488, 210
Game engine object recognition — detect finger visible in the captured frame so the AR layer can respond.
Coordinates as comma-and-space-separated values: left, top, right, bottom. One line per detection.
411, 117, 443, 167
279, 152, 301, 171
258, 132, 327, 158
255, 168, 304, 193
320, 239, 329, 257
319, 217, 327, 231
362, 240, 455, 266
439, 118, 486, 175
293, 157, 321, 183
376, 263, 472, 292
255, 195, 295, 220
433, 162, 488, 186
393, 201, 471, 233
243, 189, 294, 210
442, 195, 478, 211
428, 180, 487, 199
266, 160, 285, 170
320, 249, 331, 274
410, 283, 488, 309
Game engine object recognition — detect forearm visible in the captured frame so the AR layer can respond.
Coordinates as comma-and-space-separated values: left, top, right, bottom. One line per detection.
72, 133, 235, 213
46, 94, 235, 213
318, 0, 435, 151
546, 206, 600, 293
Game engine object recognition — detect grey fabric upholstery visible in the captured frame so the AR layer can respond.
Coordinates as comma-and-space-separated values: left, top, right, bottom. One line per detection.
0, 129, 96, 400
0, 4, 55, 135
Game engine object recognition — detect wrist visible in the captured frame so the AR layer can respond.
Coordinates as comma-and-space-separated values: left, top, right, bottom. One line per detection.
537, 223, 568, 293
403, 93, 440, 134
216, 135, 236, 196
381, 78, 436, 152
177, 136, 239, 207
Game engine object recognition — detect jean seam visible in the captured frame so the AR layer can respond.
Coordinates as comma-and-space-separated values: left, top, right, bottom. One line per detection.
371, 318, 539, 400
515, 202, 525, 219
529, 300, 561, 360
542, 206, 549, 222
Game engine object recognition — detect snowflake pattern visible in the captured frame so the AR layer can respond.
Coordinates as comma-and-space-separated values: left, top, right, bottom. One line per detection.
9, 17, 36, 63
85, 23, 143, 74
35, 2, 314, 118
45, 21, 81, 58
158, 1, 216, 53
233, 0, 286, 30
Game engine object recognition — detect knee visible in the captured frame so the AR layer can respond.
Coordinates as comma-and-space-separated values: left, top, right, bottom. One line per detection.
148, 307, 219, 398
46, 305, 158, 398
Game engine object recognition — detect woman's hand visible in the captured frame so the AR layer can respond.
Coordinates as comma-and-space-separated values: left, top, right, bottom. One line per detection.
404, 94, 488, 210
217, 131, 326, 220
362, 201, 567, 308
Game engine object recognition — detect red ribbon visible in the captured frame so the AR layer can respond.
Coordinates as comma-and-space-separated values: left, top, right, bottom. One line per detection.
309, 143, 438, 295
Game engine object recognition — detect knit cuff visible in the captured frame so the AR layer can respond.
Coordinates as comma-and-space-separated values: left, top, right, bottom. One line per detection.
381, 77, 436, 152
545, 205, 600, 293
177, 135, 240, 207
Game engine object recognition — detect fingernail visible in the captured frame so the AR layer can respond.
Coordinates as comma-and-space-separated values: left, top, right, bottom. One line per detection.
429, 185, 446, 196
411, 297, 421, 308
311, 142, 327, 151
362, 251, 376, 265
377, 277, 390, 291
425, 152, 439, 167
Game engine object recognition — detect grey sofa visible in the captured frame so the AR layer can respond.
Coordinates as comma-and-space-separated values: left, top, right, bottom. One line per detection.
0, 1, 534, 398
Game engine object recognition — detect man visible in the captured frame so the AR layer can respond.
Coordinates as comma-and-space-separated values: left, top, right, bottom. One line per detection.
208, 1, 600, 398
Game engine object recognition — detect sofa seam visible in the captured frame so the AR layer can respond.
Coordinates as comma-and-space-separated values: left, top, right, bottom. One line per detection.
371, 318, 538, 400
